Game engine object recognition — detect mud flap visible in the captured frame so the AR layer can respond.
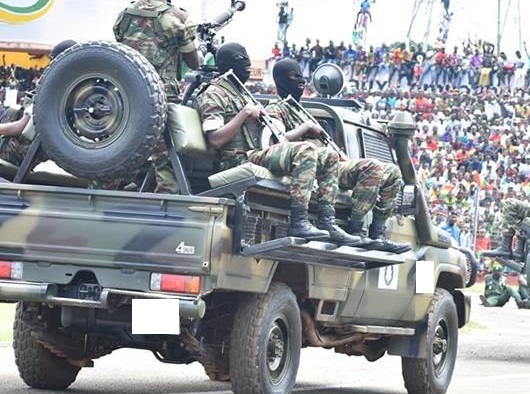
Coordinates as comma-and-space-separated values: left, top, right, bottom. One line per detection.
241, 237, 407, 270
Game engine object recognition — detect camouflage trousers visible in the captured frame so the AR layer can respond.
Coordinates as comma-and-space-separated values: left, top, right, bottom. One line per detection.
500, 198, 530, 234
0, 135, 45, 168
340, 159, 401, 220
247, 142, 339, 207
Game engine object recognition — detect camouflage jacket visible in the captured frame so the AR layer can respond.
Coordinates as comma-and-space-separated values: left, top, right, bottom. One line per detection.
266, 97, 325, 148
113, 0, 196, 81
196, 78, 263, 169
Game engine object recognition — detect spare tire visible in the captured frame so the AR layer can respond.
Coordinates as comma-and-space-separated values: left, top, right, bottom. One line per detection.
34, 41, 167, 182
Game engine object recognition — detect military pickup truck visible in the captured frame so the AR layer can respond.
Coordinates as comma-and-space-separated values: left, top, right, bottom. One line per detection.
0, 40, 476, 394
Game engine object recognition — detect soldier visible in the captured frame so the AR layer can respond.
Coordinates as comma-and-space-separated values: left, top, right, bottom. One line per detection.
480, 265, 527, 308
113, 0, 200, 102
0, 40, 77, 167
484, 198, 530, 261
266, 58, 410, 253
113, 0, 200, 193
196, 43, 360, 245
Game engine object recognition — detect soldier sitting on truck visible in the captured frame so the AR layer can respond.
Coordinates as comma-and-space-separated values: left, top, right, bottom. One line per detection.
266, 58, 411, 253
196, 42, 361, 245
0, 40, 76, 168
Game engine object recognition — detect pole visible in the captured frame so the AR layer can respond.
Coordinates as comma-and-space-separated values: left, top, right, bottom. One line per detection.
497, 0, 501, 55
199, 0, 209, 22
423, 0, 434, 48
517, 0, 522, 50
406, 0, 422, 44
472, 188, 480, 254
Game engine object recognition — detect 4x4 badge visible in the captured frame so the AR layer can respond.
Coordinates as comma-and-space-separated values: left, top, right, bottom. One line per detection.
175, 242, 195, 255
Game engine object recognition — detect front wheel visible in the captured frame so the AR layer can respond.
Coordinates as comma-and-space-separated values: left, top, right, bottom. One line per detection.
229, 282, 302, 394
401, 288, 458, 394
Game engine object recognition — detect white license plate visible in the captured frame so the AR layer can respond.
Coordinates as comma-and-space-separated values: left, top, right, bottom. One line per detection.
132, 299, 180, 335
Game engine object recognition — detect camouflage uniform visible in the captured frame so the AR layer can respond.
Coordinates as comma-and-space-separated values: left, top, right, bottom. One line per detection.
113, 0, 198, 193
266, 99, 401, 219
113, 0, 196, 102
197, 78, 339, 208
499, 198, 530, 234
0, 107, 44, 168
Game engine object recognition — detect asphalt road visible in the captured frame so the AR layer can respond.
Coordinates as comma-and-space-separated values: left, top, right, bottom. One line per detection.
1, 293, 529, 394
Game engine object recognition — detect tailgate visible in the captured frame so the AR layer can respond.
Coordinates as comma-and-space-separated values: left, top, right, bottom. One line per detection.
0, 184, 229, 275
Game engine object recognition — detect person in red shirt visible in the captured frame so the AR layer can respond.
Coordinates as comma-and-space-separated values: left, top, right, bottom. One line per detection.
475, 228, 492, 256
434, 47, 448, 89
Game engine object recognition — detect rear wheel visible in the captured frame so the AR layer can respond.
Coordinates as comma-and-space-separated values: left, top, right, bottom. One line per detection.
34, 41, 166, 182
229, 282, 301, 394
402, 288, 458, 394
13, 302, 80, 390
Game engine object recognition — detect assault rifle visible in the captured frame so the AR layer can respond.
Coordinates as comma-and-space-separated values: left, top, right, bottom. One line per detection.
219, 70, 288, 145
282, 95, 348, 161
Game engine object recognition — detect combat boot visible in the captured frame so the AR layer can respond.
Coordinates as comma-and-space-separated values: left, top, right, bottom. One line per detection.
348, 217, 379, 248
288, 205, 329, 241
513, 235, 525, 261
317, 205, 362, 246
482, 233, 513, 259
368, 216, 411, 254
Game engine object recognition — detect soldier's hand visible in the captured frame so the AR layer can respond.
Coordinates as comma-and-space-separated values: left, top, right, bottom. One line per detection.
243, 104, 263, 121
304, 121, 324, 138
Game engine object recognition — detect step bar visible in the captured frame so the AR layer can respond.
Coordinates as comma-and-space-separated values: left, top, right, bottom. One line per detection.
242, 237, 408, 270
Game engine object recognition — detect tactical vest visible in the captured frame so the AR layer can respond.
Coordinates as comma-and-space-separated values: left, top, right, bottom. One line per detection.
114, 3, 172, 69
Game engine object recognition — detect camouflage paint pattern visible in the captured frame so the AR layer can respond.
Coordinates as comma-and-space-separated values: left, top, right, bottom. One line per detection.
266, 98, 402, 218
113, 0, 196, 101
500, 198, 530, 234
198, 78, 340, 207
0, 135, 32, 167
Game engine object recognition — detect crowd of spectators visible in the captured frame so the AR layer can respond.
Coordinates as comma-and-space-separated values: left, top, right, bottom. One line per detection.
0, 64, 43, 106
269, 39, 530, 93
353, 85, 530, 257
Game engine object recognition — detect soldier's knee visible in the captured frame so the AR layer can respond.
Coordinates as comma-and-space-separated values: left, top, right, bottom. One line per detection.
292, 142, 318, 161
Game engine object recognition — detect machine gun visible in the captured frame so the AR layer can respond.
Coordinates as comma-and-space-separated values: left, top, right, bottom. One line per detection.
282, 95, 348, 160
219, 70, 288, 146
181, 1, 246, 105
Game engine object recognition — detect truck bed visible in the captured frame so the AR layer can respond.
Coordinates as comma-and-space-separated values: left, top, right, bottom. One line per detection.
0, 184, 232, 275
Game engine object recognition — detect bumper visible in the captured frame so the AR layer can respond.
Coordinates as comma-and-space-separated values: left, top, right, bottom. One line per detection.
0, 280, 205, 318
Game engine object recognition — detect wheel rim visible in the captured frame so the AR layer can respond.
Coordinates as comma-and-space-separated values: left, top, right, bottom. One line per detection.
62, 75, 129, 148
266, 317, 290, 384
432, 318, 449, 376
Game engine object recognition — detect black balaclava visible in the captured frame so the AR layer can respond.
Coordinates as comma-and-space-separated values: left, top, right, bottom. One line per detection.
273, 58, 305, 101
216, 43, 251, 83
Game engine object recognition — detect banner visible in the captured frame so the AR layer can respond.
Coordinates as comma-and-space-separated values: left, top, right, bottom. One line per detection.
0, 0, 54, 24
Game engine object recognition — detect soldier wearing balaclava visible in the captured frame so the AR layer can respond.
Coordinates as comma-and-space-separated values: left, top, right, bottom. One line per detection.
266, 58, 410, 253
196, 44, 361, 246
